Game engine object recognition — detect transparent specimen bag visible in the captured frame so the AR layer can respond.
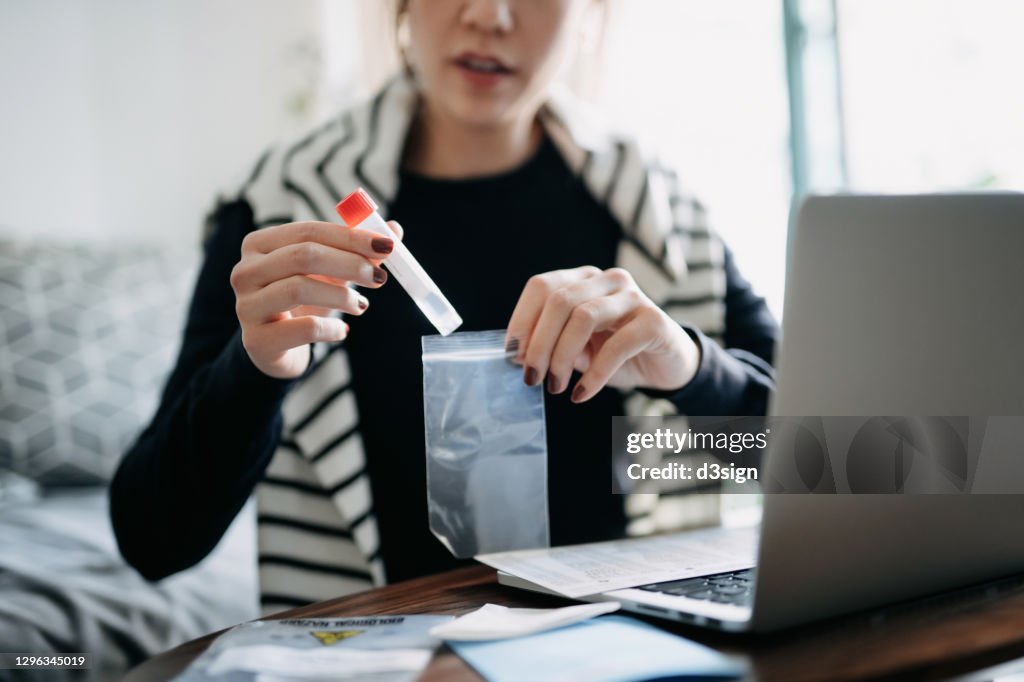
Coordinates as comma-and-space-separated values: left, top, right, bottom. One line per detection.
421, 330, 550, 558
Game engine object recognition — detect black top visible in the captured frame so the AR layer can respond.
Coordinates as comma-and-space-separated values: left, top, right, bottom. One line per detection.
110, 135, 778, 583
357, 137, 627, 581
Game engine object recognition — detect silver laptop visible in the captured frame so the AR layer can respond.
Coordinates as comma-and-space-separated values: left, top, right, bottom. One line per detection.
500, 192, 1024, 632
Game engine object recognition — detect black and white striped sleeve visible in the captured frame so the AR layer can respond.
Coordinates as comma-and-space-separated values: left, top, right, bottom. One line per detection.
110, 195, 298, 581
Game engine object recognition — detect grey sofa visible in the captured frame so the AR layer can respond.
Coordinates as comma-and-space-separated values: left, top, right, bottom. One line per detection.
0, 234, 257, 681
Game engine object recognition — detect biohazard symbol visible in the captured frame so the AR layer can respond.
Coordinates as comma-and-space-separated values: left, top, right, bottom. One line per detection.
310, 630, 364, 645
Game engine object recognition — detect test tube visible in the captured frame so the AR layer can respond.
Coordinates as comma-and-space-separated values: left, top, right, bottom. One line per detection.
336, 188, 463, 336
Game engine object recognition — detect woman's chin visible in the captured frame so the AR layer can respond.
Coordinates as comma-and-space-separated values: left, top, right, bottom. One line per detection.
443, 99, 528, 130
419, 81, 520, 128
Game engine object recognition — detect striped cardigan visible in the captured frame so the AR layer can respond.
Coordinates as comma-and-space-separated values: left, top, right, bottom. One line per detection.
230, 75, 728, 612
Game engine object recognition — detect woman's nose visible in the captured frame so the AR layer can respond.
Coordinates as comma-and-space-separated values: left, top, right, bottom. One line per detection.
460, 0, 514, 35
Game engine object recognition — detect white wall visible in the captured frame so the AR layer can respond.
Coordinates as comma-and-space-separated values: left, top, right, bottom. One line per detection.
0, 0, 358, 246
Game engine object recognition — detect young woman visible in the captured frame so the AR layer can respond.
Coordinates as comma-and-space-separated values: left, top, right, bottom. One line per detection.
111, 0, 776, 612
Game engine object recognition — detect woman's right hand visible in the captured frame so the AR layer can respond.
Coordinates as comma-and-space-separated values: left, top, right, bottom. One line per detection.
230, 220, 402, 379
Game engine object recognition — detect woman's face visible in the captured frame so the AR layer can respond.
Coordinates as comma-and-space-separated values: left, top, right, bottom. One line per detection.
405, 0, 590, 129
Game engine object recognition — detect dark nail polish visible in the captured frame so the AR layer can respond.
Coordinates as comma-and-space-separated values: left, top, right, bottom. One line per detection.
373, 267, 388, 284
372, 237, 394, 254
524, 366, 539, 387
571, 383, 587, 403
505, 337, 520, 355
357, 296, 369, 311
547, 373, 563, 394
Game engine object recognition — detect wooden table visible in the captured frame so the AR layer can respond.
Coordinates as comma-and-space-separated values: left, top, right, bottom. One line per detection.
127, 565, 1024, 681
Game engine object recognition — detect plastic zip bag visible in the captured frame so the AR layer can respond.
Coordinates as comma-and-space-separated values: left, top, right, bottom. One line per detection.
422, 330, 550, 558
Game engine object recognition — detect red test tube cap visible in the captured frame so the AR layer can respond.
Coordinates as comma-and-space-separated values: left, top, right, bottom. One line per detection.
336, 188, 377, 227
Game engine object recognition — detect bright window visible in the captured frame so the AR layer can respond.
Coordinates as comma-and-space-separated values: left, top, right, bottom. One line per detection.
837, 0, 1024, 192
596, 2, 792, 317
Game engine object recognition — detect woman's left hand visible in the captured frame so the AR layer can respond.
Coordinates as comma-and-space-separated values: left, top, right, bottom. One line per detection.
506, 266, 701, 403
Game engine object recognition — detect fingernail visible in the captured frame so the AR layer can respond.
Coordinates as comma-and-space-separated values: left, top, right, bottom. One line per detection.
547, 373, 563, 394
505, 337, 520, 355
571, 383, 587, 403
357, 296, 369, 311
372, 237, 394, 254
524, 366, 539, 387
373, 267, 388, 284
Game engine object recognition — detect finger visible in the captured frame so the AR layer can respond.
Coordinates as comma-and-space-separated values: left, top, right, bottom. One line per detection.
546, 290, 642, 394
242, 221, 395, 259
521, 269, 632, 386
245, 242, 388, 289
572, 311, 657, 403
237, 275, 368, 323
250, 315, 349, 355
308, 273, 347, 287
505, 266, 602, 360
293, 304, 333, 318
386, 220, 404, 240
570, 329, 614, 376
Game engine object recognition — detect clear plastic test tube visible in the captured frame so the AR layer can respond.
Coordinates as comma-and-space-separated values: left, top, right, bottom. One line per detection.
336, 188, 463, 336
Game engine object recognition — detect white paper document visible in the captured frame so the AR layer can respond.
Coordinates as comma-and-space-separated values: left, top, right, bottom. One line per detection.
429, 602, 620, 641
174, 615, 453, 682
476, 525, 758, 598
209, 645, 432, 678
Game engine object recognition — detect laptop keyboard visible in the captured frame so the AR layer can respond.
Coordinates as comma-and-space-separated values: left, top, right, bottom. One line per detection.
637, 569, 755, 606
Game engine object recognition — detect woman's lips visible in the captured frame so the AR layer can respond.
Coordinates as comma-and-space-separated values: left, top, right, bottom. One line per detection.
451, 54, 514, 89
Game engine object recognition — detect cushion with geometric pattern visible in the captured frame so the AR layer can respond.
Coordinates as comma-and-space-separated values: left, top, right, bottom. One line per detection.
0, 235, 197, 486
